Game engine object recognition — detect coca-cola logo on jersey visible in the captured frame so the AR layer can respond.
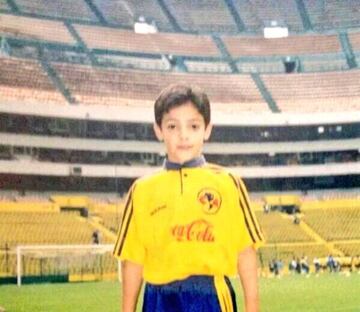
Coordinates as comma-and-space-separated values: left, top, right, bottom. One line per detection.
171, 219, 215, 242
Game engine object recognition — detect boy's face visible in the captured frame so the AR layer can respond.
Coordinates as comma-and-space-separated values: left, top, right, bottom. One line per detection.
154, 101, 212, 164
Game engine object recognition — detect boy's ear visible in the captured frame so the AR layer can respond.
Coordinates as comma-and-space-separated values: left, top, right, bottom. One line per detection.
153, 123, 164, 141
204, 123, 213, 141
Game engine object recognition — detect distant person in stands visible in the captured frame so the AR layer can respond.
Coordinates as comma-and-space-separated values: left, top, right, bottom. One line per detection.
113, 84, 264, 312
92, 230, 100, 244
293, 213, 300, 225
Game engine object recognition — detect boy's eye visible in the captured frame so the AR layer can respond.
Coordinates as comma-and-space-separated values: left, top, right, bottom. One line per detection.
191, 124, 200, 130
167, 124, 176, 130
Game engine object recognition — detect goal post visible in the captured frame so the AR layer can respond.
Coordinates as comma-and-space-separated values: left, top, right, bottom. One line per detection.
16, 244, 121, 286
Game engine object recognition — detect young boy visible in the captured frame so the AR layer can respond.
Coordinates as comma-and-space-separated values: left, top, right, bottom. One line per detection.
113, 84, 264, 312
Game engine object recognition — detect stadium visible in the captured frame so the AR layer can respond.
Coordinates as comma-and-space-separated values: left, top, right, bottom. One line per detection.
0, 0, 360, 311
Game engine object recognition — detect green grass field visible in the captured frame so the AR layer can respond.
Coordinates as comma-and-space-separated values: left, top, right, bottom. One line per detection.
1, 274, 360, 311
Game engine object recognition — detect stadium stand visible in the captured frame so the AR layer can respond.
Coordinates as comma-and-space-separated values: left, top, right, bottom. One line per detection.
303, 207, 360, 241
237, 60, 284, 74
335, 242, 360, 257
348, 31, 360, 53
259, 243, 331, 265
0, 211, 113, 248
165, 0, 237, 33
74, 24, 220, 57
0, 56, 66, 105
0, 13, 76, 45
301, 56, 348, 73
256, 211, 314, 243
232, 0, 304, 33
93, 0, 172, 31
184, 60, 232, 73
52, 62, 268, 110
261, 70, 360, 112
96, 54, 170, 71
3, 0, 359, 34
303, 0, 360, 31
95, 212, 122, 233
14, 0, 98, 22
349, 30, 360, 46
223, 33, 342, 57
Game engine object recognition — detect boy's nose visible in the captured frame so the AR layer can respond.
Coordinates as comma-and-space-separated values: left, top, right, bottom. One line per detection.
179, 128, 189, 141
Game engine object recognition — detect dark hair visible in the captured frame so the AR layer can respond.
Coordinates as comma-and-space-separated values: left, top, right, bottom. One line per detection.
154, 84, 211, 127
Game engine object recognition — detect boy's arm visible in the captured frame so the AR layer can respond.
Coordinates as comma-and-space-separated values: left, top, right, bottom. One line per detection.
237, 246, 259, 312
121, 260, 143, 312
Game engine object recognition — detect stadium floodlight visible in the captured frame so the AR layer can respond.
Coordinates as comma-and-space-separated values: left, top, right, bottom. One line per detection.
263, 20, 289, 39
16, 244, 120, 286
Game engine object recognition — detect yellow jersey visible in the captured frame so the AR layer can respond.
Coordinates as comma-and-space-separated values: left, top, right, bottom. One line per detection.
113, 157, 264, 284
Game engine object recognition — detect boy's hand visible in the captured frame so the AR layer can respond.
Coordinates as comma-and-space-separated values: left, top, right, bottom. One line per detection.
121, 260, 143, 312
237, 246, 259, 312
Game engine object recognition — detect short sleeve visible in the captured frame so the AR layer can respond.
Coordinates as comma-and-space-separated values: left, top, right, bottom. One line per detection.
113, 183, 146, 265
230, 174, 265, 252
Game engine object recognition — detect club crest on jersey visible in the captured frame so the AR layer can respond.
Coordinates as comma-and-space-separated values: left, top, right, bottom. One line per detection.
197, 188, 221, 214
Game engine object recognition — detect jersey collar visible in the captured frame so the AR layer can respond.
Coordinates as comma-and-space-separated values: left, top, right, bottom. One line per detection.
164, 155, 206, 170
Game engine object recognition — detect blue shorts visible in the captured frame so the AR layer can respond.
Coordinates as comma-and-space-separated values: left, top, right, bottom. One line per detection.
143, 275, 237, 312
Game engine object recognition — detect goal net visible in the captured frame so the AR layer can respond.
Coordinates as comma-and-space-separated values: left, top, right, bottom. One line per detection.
16, 244, 120, 286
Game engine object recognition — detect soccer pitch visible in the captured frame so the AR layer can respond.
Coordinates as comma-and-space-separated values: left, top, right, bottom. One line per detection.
1, 274, 359, 311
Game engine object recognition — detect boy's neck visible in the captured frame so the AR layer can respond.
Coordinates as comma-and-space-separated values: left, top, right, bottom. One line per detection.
164, 155, 206, 170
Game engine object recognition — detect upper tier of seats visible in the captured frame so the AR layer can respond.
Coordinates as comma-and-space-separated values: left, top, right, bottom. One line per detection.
2, 55, 360, 113
53, 61, 268, 111
14, 0, 97, 22
93, 0, 171, 31
165, 0, 237, 33
1, 11, 359, 113
232, 0, 304, 33
303, 0, 360, 31
2, 13, 354, 59
3, 0, 360, 33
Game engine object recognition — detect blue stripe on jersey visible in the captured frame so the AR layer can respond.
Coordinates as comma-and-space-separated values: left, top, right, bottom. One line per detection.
142, 275, 236, 312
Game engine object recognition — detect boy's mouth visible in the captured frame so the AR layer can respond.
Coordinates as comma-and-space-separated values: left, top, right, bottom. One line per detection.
177, 145, 192, 150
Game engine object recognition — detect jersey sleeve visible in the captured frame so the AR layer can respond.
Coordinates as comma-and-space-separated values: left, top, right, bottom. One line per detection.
113, 183, 146, 265
229, 174, 265, 252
